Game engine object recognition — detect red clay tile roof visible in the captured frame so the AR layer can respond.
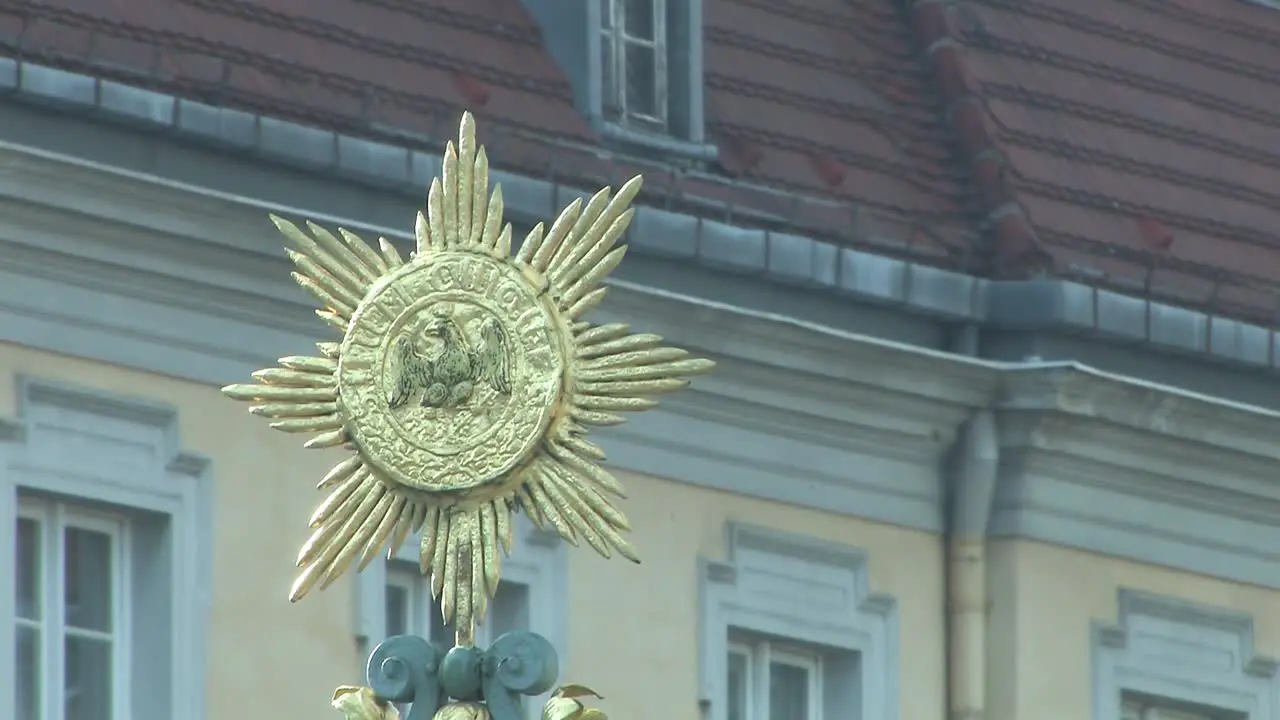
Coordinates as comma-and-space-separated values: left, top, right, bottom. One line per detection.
5, 0, 1279, 323
911, 0, 1280, 323
0, 0, 981, 270
703, 0, 977, 258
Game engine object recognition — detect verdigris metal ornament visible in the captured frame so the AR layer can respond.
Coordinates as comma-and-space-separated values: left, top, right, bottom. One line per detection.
221, 113, 713, 720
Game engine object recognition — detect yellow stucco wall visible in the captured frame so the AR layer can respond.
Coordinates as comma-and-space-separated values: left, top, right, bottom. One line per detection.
986, 539, 1280, 720
0, 342, 359, 719
0, 341, 949, 719
566, 469, 947, 720
16, 341, 1280, 720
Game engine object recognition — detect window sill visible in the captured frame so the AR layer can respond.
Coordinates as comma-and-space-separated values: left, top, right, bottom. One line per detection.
599, 122, 719, 162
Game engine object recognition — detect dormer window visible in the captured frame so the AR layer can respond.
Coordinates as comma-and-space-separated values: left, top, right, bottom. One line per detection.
520, 0, 717, 160
600, 0, 668, 133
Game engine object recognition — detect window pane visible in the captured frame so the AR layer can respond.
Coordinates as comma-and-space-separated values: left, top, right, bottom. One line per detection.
487, 584, 530, 718
17, 517, 40, 620
1123, 698, 1223, 720
64, 527, 112, 632
385, 584, 408, 638
488, 583, 529, 640
602, 34, 620, 118
624, 42, 657, 118
726, 652, 748, 720
769, 662, 809, 720
600, 0, 612, 29
430, 599, 452, 648
624, 0, 654, 39
16, 625, 39, 720
64, 636, 111, 720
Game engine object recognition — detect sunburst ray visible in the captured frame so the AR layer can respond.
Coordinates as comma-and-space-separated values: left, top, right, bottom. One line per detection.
221, 111, 713, 646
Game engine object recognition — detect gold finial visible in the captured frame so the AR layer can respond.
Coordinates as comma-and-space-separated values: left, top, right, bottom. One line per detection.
222, 112, 714, 645
542, 685, 608, 720
331, 687, 399, 720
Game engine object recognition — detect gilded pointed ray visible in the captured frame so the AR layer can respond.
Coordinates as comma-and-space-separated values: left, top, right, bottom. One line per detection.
220, 111, 714, 647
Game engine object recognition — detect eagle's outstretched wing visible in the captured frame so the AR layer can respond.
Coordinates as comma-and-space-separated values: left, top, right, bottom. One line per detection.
475, 318, 511, 394
387, 337, 421, 408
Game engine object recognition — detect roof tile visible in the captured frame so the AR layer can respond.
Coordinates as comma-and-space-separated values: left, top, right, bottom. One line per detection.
919, 0, 1280, 322
0, 0, 981, 268
5, 0, 1278, 323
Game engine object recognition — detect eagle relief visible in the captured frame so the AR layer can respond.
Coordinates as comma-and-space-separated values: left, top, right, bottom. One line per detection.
320, 250, 566, 496
387, 306, 513, 410
221, 113, 715, 641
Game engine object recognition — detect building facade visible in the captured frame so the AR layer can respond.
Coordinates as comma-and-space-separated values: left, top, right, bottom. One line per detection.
3, 1, 1280, 720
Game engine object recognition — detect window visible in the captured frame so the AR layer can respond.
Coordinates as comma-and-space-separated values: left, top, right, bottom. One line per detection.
0, 377, 213, 720
600, 0, 668, 132
1092, 590, 1278, 720
15, 497, 130, 720
699, 524, 897, 720
518, 0, 711, 155
728, 637, 823, 720
1121, 696, 1239, 720
383, 562, 531, 649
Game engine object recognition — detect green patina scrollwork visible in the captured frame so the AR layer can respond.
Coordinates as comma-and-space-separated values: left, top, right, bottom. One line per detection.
347, 631, 562, 720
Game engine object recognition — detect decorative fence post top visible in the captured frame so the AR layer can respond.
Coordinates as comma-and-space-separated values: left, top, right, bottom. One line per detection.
220, 112, 715, 720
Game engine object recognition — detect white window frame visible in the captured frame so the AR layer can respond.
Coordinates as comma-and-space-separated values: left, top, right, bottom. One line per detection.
600, 0, 669, 132
17, 497, 133, 720
728, 637, 824, 720
1121, 695, 1231, 720
382, 561, 532, 649
0, 377, 214, 720
524, 0, 712, 154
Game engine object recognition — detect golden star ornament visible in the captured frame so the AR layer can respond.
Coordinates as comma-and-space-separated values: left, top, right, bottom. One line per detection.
222, 113, 714, 643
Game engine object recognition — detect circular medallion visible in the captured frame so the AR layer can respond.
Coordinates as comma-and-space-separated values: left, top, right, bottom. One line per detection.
337, 252, 565, 496
223, 112, 711, 614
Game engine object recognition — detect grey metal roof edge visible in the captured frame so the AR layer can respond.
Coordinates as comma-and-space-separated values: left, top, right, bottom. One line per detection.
2, 57, 1277, 372
987, 281, 1280, 370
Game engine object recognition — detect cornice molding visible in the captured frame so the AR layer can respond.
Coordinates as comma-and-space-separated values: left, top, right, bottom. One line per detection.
6, 140, 1280, 588
1000, 365, 1280, 459
0, 140, 979, 534
994, 366, 1280, 587
6, 79, 1280, 374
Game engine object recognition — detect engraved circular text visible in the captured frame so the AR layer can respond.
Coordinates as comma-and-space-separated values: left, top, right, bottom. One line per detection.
337, 252, 564, 496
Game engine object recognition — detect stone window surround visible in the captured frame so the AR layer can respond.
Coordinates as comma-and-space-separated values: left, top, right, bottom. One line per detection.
1094, 590, 1280, 720
0, 376, 213, 720
698, 523, 898, 720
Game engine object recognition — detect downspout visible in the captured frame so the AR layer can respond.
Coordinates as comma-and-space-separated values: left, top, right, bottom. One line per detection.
947, 410, 997, 720
946, 325, 999, 720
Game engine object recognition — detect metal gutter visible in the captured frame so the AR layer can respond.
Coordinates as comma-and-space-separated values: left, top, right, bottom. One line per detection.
611, 279, 1280, 421
2, 56, 1279, 374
